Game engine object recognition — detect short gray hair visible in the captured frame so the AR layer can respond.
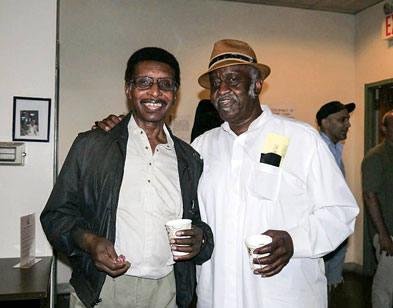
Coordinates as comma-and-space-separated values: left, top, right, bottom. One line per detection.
248, 65, 262, 97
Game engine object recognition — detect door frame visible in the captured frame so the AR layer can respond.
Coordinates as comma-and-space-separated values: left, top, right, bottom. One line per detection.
364, 78, 393, 154
363, 77, 393, 276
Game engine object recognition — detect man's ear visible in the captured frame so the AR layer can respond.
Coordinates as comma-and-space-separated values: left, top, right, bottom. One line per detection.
381, 124, 387, 136
125, 83, 132, 99
174, 90, 178, 103
254, 78, 263, 95
320, 118, 328, 131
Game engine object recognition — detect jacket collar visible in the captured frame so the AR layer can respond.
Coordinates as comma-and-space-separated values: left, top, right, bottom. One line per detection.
107, 112, 131, 158
108, 112, 187, 164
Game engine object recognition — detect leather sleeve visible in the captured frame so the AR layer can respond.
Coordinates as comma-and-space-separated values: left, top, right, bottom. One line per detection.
40, 132, 96, 256
188, 151, 214, 265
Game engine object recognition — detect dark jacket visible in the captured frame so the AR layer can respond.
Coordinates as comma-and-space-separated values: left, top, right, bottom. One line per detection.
190, 99, 223, 142
40, 113, 214, 308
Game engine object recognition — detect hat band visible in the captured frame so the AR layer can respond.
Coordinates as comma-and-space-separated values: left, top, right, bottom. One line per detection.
208, 53, 256, 69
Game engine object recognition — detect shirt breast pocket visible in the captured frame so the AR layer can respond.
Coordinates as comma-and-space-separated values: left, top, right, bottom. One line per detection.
247, 162, 282, 202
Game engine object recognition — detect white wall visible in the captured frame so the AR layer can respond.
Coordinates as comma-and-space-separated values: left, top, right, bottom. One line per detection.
58, 0, 356, 165
0, 0, 56, 258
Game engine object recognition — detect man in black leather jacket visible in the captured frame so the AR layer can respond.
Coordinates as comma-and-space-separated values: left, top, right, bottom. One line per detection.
41, 47, 213, 308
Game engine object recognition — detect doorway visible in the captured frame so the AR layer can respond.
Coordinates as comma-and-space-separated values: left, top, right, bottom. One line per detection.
364, 78, 393, 152
363, 78, 393, 276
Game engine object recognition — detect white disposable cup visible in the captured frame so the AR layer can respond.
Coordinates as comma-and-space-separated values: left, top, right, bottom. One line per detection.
245, 234, 272, 270
165, 219, 192, 256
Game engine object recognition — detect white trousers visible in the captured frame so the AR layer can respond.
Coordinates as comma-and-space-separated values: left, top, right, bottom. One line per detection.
372, 234, 393, 308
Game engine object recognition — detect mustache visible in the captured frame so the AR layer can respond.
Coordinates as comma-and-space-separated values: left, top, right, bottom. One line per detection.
215, 93, 239, 105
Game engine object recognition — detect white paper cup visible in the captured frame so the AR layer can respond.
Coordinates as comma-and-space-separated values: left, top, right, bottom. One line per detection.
165, 219, 192, 256
245, 234, 272, 270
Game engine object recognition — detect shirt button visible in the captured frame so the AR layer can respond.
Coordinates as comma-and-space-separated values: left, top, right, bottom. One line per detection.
149, 162, 152, 166
145, 146, 148, 150
148, 179, 151, 183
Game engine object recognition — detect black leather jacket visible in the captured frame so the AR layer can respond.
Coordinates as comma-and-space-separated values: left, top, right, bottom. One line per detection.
40, 113, 214, 308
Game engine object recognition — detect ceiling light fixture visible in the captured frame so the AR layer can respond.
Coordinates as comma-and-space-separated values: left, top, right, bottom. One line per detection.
384, 2, 393, 14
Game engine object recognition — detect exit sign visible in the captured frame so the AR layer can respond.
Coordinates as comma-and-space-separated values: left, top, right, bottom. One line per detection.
383, 14, 393, 40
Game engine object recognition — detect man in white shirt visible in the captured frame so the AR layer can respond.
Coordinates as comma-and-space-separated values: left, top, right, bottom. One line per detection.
191, 39, 359, 308
96, 39, 359, 308
41, 47, 213, 308
315, 101, 356, 294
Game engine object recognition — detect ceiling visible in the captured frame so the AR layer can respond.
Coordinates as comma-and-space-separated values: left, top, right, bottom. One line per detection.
219, 0, 384, 14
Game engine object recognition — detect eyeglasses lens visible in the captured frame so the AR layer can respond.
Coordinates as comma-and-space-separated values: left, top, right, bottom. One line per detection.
134, 77, 175, 91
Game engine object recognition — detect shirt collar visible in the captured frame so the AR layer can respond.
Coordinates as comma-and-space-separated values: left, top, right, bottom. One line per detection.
221, 104, 271, 135
129, 114, 174, 150
319, 131, 343, 151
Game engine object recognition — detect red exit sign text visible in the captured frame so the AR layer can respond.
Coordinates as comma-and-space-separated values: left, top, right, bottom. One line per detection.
384, 14, 393, 40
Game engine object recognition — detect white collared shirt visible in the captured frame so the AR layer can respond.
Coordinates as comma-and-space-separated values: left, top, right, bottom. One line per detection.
192, 105, 358, 308
115, 115, 182, 279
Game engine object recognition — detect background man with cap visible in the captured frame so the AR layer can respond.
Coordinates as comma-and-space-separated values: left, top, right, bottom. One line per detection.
96, 39, 359, 308
191, 39, 358, 308
315, 101, 356, 292
362, 110, 393, 308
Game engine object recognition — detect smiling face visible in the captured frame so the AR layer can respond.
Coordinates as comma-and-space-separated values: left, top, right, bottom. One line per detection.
209, 65, 263, 135
321, 108, 351, 144
125, 60, 177, 130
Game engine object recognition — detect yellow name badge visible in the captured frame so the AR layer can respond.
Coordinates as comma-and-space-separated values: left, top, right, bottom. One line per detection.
262, 133, 289, 167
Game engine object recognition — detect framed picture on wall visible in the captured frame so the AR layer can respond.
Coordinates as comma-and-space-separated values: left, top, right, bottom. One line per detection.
12, 96, 51, 142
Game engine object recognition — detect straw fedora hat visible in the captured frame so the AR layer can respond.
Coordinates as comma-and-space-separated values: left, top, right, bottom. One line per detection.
198, 39, 271, 89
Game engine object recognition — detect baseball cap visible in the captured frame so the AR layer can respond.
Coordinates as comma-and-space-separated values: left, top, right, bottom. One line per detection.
316, 101, 356, 126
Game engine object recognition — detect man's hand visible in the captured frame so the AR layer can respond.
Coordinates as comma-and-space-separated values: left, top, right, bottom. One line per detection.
363, 191, 392, 256
252, 230, 294, 278
170, 225, 203, 261
379, 233, 393, 256
82, 232, 131, 277
92, 114, 124, 131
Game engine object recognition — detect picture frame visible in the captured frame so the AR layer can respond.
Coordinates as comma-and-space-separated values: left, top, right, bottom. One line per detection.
12, 96, 51, 142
